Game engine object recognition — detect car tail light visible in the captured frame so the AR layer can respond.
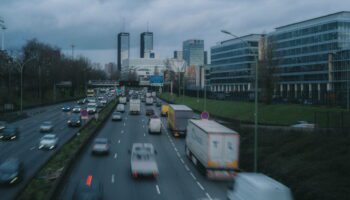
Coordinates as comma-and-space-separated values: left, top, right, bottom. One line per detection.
153, 172, 158, 177
86, 175, 93, 186
132, 172, 138, 178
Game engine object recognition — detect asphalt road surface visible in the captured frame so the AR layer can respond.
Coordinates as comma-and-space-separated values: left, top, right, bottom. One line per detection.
60, 99, 228, 200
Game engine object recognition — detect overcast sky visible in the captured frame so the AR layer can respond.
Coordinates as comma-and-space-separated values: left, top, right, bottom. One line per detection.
1, 0, 349, 65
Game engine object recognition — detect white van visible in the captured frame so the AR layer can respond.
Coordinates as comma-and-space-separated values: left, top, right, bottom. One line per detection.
227, 173, 293, 200
148, 116, 162, 134
116, 104, 125, 113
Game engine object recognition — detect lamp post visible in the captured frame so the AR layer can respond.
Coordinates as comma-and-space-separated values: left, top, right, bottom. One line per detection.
221, 30, 259, 172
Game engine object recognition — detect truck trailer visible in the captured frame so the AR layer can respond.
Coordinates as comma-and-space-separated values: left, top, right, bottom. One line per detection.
129, 99, 141, 115
167, 104, 193, 137
185, 119, 239, 180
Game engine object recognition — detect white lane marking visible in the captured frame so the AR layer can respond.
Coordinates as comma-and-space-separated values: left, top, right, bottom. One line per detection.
124, 122, 126, 126
190, 172, 196, 180
156, 185, 161, 194
118, 140, 121, 143
114, 153, 117, 159
185, 165, 190, 171
144, 133, 146, 137
205, 193, 212, 200
180, 158, 184, 164
111, 174, 115, 183
30, 146, 36, 150
197, 181, 204, 191
174, 147, 178, 152
121, 130, 124, 134
176, 152, 181, 157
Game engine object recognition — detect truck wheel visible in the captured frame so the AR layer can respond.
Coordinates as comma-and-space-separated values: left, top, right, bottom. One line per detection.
191, 154, 197, 166
185, 146, 191, 158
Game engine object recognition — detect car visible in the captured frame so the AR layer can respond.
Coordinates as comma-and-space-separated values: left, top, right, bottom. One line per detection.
92, 138, 110, 155
0, 121, 7, 132
227, 173, 293, 200
112, 112, 122, 121
72, 105, 82, 113
145, 108, 154, 116
67, 115, 82, 127
100, 99, 107, 104
141, 97, 145, 102
40, 121, 54, 132
116, 104, 125, 113
0, 158, 23, 185
130, 143, 158, 178
61, 105, 71, 112
87, 103, 97, 114
39, 134, 58, 150
148, 116, 161, 134
156, 101, 162, 107
73, 175, 103, 200
77, 99, 85, 105
291, 121, 315, 129
0, 126, 19, 141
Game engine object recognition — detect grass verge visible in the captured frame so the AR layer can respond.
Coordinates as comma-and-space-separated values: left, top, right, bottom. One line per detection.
17, 99, 117, 200
159, 92, 346, 126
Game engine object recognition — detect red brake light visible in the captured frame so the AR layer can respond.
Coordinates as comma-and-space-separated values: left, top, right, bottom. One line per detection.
86, 175, 92, 186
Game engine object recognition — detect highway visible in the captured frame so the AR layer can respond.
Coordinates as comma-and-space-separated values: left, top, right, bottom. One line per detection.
0, 100, 97, 200
60, 100, 228, 200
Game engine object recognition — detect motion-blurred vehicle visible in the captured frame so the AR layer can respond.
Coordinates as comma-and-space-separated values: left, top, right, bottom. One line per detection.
0, 158, 23, 185
0, 126, 19, 140
290, 121, 315, 129
0, 121, 7, 132
40, 121, 54, 132
92, 138, 110, 155
161, 105, 169, 117
130, 143, 158, 178
39, 134, 58, 150
129, 99, 141, 115
112, 112, 122, 121
145, 108, 154, 116
145, 97, 153, 105
77, 99, 85, 105
116, 104, 125, 113
73, 175, 103, 200
119, 96, 127, 104
227, 173, 293, 200
87, 103, 97, 114
87, 97, 96, 103
167, 104, 193, 137
148, 116, 161, 134
156, 101, 162, 107
100, 98, 107, 105
67, 115, 81, 127
72, 105, 82, 113
61, 105, 71, 112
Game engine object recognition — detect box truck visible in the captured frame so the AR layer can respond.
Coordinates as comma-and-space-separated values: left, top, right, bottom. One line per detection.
129, 99, 141, 115
145, 97, 154, 105
185, 119, 239, 180
167, 104, 193, 137
119, 96, 127, 104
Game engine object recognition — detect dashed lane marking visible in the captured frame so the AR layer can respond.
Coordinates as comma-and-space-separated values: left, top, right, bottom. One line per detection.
118, 140, 121, 143
190, 172, 196, 180
114, 153, 117, 159
111, 174, 115, 183
197, 181, 204, 191
156, 185, 161, 195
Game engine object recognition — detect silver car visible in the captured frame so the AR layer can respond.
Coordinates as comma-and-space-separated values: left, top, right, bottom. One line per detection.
39, 134, 58, 150
40, 121, 54, 133
112, 112, 122, 121
92, 138, 110, 155
130, 143, 158, 178
72, 106, 82, 113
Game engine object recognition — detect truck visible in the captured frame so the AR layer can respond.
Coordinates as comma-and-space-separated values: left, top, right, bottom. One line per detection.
151, 91, 156, 97
129, 99, 141, 115
167, 104, 193, 137
146, 92, 151, 98
119, 96, 127, 104
185, 119, 239, 180
145, 97, 153, 105
86, 89, 95, 97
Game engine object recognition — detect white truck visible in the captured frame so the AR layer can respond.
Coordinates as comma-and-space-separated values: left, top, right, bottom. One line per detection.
119, 96, 127, 104
146, 92, 151, 98
129, 99, 141, 115
151, 91, 156, 97
145, 97, 154, 105
185, 119, 240, 180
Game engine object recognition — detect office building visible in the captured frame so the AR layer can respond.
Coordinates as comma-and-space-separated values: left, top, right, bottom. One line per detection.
117, 32, 130, 71
269, 11, 350, 103
183, 39, 204, 66
105, 62, 117, 78
210, 34, 263, 95
174, 51, 183, 60
204, 51, 208, 65
140, 32, 153, 58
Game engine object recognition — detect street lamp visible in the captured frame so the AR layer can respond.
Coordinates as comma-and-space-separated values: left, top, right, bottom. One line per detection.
221, 30, 259, 172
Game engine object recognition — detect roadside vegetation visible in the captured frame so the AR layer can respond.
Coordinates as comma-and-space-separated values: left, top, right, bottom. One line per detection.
159, 92, 345, 126
17, 99, 117, 200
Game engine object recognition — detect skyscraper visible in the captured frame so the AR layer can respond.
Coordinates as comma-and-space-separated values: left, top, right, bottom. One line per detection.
117, 32, 130, 71
174, 51, 183, 60
183, 39, 204, 66
140, 32, 153, 58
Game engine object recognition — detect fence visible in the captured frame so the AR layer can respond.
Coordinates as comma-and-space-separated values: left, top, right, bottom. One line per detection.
314, 111, 350, 133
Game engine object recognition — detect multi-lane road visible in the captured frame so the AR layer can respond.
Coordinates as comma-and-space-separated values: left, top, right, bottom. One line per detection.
0, 101, 95, 200
59, 100, 228, 200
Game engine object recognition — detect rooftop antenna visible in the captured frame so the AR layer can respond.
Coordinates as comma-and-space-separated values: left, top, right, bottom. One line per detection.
122, 17, 125, 32
147, 21, 149, 32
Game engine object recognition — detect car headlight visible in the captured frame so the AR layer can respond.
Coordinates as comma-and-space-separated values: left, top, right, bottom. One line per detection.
67, 120, 71, 123
10, 176, 18, 184
77, 120, 81, 123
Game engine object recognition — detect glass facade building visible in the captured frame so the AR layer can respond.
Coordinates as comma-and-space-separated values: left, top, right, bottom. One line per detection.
140, 32, 153, 58
209, 34, 261, 94
117, 32, 130, 71
270, 11, 350, 103
183, 39, 204, 67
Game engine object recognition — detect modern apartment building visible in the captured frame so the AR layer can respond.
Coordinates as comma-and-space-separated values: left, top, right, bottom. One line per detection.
173, 50, 183, 60
183, 39, 204, 67
117, 32, 130, 71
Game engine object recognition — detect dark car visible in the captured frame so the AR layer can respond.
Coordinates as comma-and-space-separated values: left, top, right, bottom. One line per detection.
145, 108, 154, 116
73, 176, 103, 200
62, 105, 71, 112
0, 126, 19, 141
67, 115, 82, 127
0, 121, 7, 132
0, 159, 23, 185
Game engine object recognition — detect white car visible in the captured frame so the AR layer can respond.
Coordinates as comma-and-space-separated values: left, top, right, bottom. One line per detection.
87, 103, 97, 114
116, 104, 125, 113
112, 112, 122, 121
72, 106, 82, 113
92, 138, 110, 155
227, 173, 293, 200
148, 116, 161, 134
291, 121, 315, 129
39, 134, 58, 150
130, 143, 158, 178
39, 121, 54, 132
